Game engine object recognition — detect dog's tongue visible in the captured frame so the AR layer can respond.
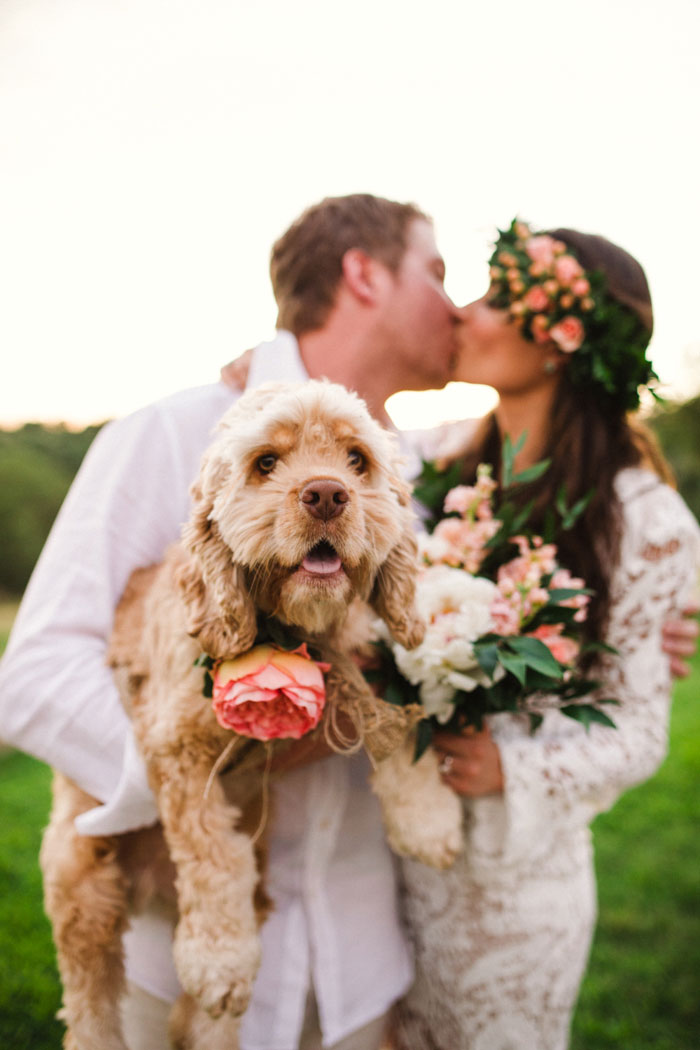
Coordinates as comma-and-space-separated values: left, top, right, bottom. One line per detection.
302, 542, 342, 575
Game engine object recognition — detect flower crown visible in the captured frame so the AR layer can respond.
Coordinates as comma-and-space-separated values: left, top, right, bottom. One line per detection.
488, 218, 658, 412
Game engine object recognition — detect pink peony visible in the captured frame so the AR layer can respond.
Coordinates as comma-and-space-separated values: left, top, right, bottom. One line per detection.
212, 644, 329, 740
523, 285, 550, 313
553, 255, 584, 286
524, 235, 557, 267
549, 316, 585, 353
529, 624, 580, 665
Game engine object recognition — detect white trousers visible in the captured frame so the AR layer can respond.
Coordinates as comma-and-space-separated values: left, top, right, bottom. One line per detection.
120, 982, 389, 1050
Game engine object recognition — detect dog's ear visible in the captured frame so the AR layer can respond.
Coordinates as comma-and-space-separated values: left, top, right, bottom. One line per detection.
176, 474, 257, 660
370, 476, 425, 650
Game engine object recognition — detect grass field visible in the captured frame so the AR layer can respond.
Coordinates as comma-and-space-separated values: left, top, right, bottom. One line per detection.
1, 611, 699, 1048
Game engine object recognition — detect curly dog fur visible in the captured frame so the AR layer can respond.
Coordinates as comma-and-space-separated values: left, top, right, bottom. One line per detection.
41, 380, 462, 1050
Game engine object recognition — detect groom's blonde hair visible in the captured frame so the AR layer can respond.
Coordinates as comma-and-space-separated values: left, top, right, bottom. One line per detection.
270, 194, 427, 336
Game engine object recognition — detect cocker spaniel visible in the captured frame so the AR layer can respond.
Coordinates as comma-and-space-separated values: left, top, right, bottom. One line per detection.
41, 380, 463, 1050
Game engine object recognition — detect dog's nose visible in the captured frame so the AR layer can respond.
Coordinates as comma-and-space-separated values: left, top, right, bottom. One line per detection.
300, 479, 349, 521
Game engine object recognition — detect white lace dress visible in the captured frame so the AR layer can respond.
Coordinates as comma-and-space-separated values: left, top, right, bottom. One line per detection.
392, 468, 700, 1050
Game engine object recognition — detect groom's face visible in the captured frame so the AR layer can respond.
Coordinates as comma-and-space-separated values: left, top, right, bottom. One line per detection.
380, 219, 459, 391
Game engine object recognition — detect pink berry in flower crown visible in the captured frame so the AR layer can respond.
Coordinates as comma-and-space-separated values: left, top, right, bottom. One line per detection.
523, 285, 550, 313
524, 235, 558, 267
554, 254, 584, 286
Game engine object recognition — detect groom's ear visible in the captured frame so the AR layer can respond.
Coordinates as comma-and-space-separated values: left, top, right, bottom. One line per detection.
341, 249, 386, 306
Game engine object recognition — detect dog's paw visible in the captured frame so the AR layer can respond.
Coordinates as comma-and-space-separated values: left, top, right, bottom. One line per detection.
173, 924, 261, 1018
386, 795, 464, 870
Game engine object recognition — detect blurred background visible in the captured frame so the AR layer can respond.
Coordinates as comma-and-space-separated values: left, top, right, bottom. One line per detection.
1, 1, 699, 1047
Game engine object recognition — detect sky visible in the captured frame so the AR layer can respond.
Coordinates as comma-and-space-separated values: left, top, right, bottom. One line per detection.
1, 0, 699, 430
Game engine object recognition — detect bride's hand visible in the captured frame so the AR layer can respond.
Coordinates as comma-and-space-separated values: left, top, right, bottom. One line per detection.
433, 725, 504, 798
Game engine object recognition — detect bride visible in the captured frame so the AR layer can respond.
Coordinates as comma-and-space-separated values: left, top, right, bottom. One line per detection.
391, 221, 700, 1049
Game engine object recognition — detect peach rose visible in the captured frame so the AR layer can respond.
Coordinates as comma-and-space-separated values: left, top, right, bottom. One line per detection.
212, 644, 329, 740
553, 254, 584, 286
523, 285, 550, 312
571, 277, 590, 297
549, 316, 585, 352
529, 624, 580, 666
524, 235, 557, 267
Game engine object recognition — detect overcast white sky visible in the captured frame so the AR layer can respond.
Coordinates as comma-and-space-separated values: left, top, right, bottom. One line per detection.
1, 0, 699, 428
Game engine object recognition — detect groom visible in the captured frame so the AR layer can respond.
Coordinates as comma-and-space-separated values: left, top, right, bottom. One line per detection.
0, 194, 459, 1050
0, 193, 695, 1050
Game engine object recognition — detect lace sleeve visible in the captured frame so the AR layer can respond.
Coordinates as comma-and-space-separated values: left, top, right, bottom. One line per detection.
469, 472, 700, 870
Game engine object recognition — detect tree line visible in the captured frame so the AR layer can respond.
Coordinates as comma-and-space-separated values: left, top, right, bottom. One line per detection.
1, 398, 699, 598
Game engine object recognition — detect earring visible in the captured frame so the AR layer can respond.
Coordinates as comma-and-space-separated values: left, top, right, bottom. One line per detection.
544, 360, 557, 375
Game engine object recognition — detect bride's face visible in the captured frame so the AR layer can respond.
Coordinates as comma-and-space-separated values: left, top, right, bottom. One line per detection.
454, 294, 560, 395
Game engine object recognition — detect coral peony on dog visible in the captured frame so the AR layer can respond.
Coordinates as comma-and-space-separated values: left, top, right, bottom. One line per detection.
40, 380, 463, 1050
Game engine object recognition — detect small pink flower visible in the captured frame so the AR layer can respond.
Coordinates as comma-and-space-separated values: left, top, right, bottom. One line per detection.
529, 624, 580, 665
550, 316, 585, 353
212, 644, 329, 740
525, 235, 557, 267
490, 594, 520, 635
443, 485, 477, 517
531, 314, 552, 344
559, 293, 574, 310
523, 285, 550, 312
554, 255, 584, 286
571, 277, 590, 297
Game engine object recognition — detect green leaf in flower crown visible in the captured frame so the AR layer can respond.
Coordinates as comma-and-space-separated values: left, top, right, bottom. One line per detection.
505, 636, 564, 679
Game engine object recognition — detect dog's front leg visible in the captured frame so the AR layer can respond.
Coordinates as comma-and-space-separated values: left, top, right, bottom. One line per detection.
370, 737, 464, 870
149, 747, 261, 1021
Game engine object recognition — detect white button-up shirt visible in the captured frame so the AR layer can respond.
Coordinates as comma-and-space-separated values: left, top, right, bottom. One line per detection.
0, 331, 413, 1049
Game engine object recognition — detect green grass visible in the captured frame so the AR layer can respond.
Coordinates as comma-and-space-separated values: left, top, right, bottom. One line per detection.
1, 613, 699, 1048
571, 655, 700, 1049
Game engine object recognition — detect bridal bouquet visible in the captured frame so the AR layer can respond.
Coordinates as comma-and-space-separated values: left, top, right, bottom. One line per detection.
370, 437, 616, 757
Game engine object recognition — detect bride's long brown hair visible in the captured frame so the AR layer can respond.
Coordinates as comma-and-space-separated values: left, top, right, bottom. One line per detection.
457, 229, 674, 650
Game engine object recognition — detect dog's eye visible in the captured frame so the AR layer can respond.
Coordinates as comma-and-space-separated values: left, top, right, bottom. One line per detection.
348, 449, 366, 473
256, 453, 278, 475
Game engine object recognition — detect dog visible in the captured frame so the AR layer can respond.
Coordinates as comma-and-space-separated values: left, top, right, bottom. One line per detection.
40, 380, 463, 1050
